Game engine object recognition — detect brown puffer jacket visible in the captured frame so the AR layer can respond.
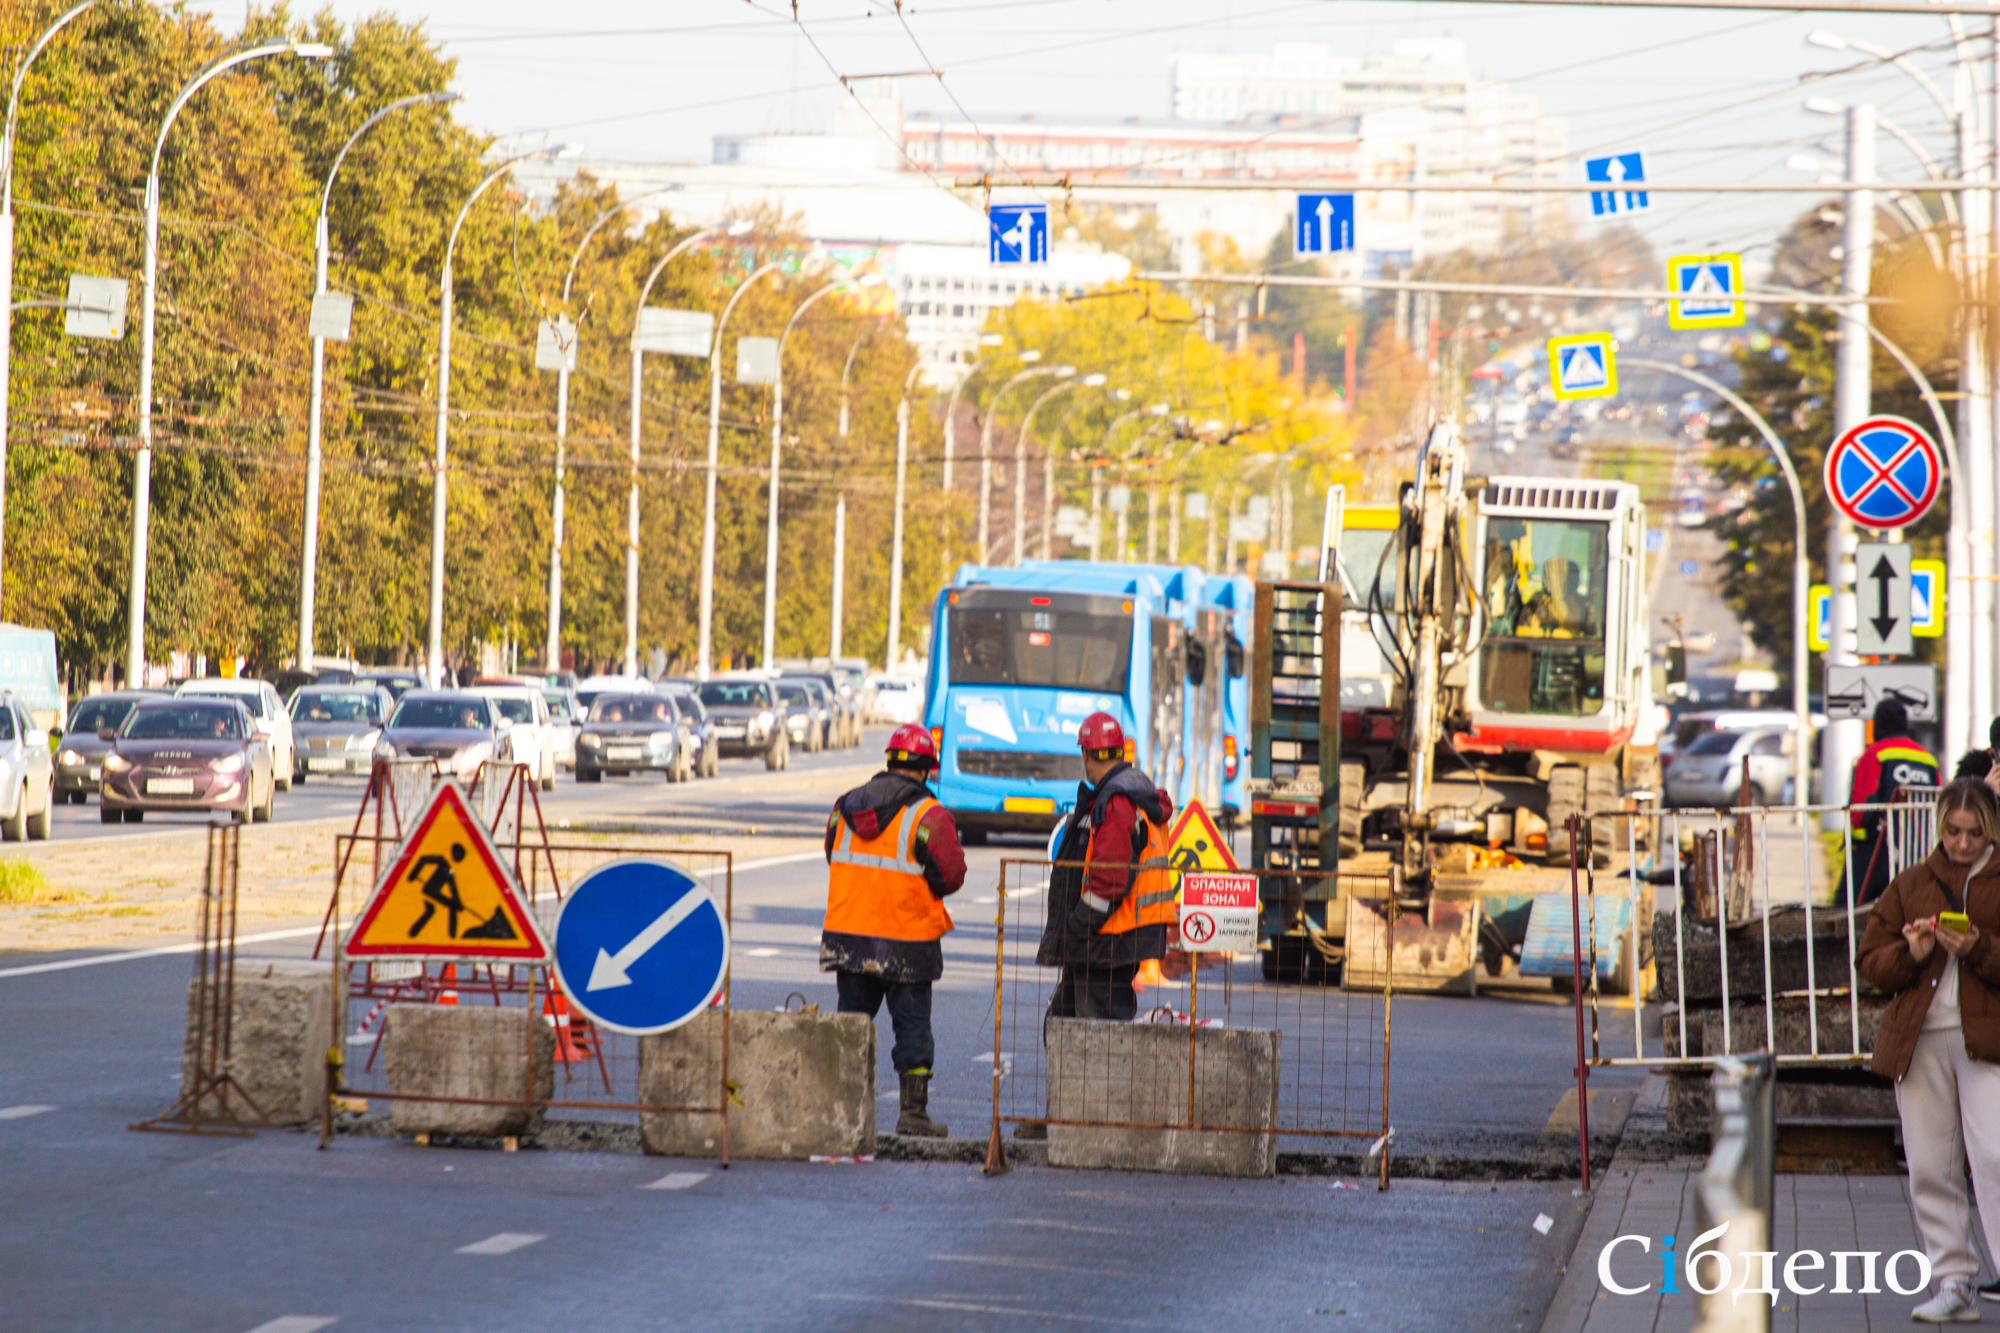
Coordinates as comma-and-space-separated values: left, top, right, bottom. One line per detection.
1855, 847, 2000, 1080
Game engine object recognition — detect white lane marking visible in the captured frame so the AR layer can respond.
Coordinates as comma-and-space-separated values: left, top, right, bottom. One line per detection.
455, 1232, 546, 1255
0, 926, 321, 979
243, 1319, 339, 1333
0, 1104, 56, 1120
744, 947, 781, 958
733, 850, 825, 873
641, 1172, 709, 1190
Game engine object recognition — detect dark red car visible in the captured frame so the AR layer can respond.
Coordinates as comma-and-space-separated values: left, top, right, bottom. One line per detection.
97, 697, 276, 825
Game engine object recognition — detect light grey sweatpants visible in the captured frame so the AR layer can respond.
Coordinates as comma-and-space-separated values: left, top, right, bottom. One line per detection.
1896, 1028, 2000, 1282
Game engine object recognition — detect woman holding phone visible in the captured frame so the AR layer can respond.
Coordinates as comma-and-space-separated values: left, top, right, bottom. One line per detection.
1858, 779, 2000, 1322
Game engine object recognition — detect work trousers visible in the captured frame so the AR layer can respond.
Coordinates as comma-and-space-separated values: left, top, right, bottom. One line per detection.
1895, 1027, 2000, 1282
1046, 961, 1140, 1024
835, 971, 935, 1074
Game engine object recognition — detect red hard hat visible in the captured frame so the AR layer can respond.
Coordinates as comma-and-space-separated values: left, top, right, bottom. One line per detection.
1078, 712, 1125, 758
887, 723, 938, 767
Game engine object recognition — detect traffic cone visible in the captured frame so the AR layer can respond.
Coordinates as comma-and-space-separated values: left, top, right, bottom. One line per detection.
542, 987, 588, 1064
1132, 957, 1167, 990
436, 963, 459, 1006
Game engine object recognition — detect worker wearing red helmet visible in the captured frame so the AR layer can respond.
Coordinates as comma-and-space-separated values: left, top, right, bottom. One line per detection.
1035, 711, 1176, 1023
821, 723, 967, 1138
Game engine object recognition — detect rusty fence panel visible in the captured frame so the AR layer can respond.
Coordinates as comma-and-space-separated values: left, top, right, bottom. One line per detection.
1568, 799, 1935, 1074
989, 858, 1394, 1183
317, 764, 740, 1158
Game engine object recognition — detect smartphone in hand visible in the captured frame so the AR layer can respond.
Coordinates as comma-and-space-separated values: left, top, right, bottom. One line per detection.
1940, 911, 1972, 934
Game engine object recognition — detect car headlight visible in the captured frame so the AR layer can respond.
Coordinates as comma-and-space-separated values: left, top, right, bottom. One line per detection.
579, 732, 602, 747
59, 748, 80, 766
650, 730, 676, 749
213, 754, 244, 774
461, 742, 492, 767
756, 710, 774, 730
349, 730, 381, 750
104, 753, 130, 772
374, 742, 396, 760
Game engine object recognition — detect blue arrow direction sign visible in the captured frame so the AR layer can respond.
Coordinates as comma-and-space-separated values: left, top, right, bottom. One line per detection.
1294, 193, 1355, 256
1585, 152, 1649, 216
552, 859, 729, 1035
989, 203, 1048, 265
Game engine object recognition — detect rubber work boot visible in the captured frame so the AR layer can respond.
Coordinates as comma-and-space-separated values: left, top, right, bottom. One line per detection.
896, 1072, 948, 1138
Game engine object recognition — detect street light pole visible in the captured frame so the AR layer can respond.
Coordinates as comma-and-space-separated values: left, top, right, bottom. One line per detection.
940, 338, 1016, 489
889, 360, 927, 671
829, 314, 886, 660
0, 0, 95, 609
1039, 377, 1110, 559
626, 218, 752, 677
760, 278, 849, 668
1012, 369, 1077, 565
129, 38, 333, 689
978, 363, 1064, 561
426, 144, 568, 688
698, 259, 785, 679
300, 90, 456, 676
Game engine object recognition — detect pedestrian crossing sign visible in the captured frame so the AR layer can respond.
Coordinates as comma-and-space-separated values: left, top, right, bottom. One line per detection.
345, 783, 550, 961
1547, 333, 1617, 400
1912, 558, 1945, 638
1666, 254, 1744, 330
1164, 799, 1239, 873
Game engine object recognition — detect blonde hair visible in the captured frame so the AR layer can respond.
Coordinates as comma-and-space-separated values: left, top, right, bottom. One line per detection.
1938, 779, 2000, 844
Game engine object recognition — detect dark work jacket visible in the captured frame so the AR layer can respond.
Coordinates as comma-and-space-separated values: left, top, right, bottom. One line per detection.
1036, 762, 1170, 970
820, 770, 966, 983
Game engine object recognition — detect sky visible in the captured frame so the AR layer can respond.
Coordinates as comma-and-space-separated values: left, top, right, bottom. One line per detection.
188, 0, 1986, 266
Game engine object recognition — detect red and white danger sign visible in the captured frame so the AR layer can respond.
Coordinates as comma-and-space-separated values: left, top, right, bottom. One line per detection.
1178, 872, 1259, 952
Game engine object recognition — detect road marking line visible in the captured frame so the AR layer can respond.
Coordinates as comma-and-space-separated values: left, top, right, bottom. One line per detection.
641, 1172, 708, 1190
243, 1319, 338, 1333
733, 851, 825, 873
1003, 1217, 1133, 1235
0, 926, 322, 979
813, 1295, 1144, 1325
0, 1104, 56, 1120
456, 1232, 546, 1255
929, 1254, 1127, 1277
744, 947, 781, 958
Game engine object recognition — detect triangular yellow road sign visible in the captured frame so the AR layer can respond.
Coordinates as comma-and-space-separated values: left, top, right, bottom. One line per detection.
1164, 799, 1238, 872
345, 783, 549, 962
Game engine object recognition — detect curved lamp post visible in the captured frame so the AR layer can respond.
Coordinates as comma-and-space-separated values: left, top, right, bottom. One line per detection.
299, 89, 458, 674
425, 143, 572, 687
624, 217, 754, 676
826, 309, 888, 660
1010, 369, 1077, 565
978, 363, 1068, 560
0, 0, 95, 605
889, 359, 929, 670
128, 37, 334, 688
1039, 376, 1110, 559
697, 259, 785, 678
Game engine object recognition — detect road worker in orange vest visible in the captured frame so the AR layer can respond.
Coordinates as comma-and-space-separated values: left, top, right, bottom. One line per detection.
1035, 711, 1176, 1023
821, 723, 967, 1138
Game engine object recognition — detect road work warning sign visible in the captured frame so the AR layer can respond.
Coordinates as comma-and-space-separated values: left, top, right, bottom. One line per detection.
1179, 873, 1259, 952
345, 783, 550, 962
1164, 799, 1239, 873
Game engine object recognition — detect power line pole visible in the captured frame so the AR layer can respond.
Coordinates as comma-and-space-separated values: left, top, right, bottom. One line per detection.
1823, 104, 1874, 816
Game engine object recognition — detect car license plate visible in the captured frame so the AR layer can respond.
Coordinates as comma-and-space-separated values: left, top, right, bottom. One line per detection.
718, 726, 744, 739
308, 757, 345, 772
146, 777, 196, 795
607, 746, 643, 762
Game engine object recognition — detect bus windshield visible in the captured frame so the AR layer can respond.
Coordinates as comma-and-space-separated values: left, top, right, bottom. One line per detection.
1477, 516, 1611, 716
949, 595, 1131, 693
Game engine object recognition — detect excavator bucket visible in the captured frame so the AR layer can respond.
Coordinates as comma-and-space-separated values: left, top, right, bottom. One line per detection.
1340, 889, 1482, 995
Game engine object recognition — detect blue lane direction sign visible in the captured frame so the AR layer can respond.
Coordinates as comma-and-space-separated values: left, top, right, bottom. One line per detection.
1548, 333, 1617, 400
989, 203, 1048, 265
1667, 254, 1744, 330
552, 859, 729, 1035
1822, 415, 1942, 531
1679, 560, 1698, 577
1585, 152, 1649, 216
1295, 193, 1355, 256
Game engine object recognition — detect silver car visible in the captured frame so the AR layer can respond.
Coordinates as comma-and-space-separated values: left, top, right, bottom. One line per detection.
290, 685, 394, 781
376, 691, 504, 784
0, 692, 53, 840
1663, 727, 1793, 808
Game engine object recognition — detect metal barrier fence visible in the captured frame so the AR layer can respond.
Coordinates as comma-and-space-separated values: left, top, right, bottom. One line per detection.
988, 858, 1395, 1183
315, 761, 739, 1158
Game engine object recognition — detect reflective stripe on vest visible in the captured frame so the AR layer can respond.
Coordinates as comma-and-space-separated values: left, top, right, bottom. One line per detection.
824, 797, 954, 943
1098, 810, 1178, 934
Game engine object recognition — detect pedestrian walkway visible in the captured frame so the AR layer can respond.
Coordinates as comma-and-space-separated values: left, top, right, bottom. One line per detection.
1540, 1076, 1937, 1333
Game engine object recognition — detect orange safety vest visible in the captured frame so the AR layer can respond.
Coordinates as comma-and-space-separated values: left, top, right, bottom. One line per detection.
1094, 807, 1178, 935
825, 798, 955, 942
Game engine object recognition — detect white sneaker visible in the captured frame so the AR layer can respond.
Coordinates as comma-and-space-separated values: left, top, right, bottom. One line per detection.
1913, 1280, 1982, 1323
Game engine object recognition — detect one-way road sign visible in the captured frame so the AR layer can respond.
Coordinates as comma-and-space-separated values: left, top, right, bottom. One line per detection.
1854, 541, 1912, 657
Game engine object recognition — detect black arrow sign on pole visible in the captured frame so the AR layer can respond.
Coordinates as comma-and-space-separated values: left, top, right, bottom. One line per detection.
1869, 553, 1900, 643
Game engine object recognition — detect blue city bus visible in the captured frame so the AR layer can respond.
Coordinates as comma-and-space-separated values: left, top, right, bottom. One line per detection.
923, 561, 1250, 839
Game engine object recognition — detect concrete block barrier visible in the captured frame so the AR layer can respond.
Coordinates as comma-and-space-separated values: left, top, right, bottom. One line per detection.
1046, 1018, 1281, 1178
381, 1005, 553, 1139
637, 1010, 874, 1160
181, 963, 334, 1127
